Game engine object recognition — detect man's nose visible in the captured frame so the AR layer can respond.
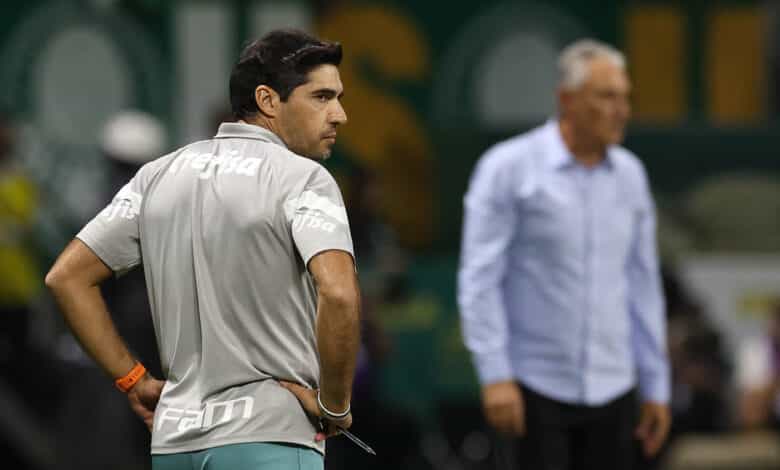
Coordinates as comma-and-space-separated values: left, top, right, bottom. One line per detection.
330, 101, 347, 125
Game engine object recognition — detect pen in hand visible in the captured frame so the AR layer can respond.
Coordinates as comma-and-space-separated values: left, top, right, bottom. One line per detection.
338, 427, 376, 455
318, 419, 376, 455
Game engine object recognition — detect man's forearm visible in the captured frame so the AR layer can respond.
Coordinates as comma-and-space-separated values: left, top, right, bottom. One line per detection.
316, 289, 360, 411
48, 280, 136, 379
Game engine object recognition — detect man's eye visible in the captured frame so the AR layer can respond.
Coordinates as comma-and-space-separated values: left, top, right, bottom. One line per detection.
316, 95, 328, 102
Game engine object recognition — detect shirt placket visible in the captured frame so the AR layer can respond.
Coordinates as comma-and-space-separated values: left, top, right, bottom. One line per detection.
577, 166, 597, 403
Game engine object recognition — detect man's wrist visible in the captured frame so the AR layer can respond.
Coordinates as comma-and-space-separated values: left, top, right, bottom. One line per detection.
639, 379, 670, 404
475, 350, 513, 385
317, 390, 350, 419
115, 362, 147, 393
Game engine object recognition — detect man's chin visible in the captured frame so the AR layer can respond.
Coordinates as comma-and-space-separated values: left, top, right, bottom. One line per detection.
302, 151, 330, 162
606, 131, 625, 146
297, 145, 331, 161
317, 144, 333, 161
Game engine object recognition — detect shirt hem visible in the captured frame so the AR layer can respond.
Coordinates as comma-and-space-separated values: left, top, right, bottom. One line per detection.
151, 434, 324, 456
517, 374, 636, 407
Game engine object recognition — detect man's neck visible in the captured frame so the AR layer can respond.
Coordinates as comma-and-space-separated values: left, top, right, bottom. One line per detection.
241, 117, 283, 141
557, 119, 607, 168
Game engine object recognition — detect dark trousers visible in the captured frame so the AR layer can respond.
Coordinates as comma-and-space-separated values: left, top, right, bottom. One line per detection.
510, 384, 638, 470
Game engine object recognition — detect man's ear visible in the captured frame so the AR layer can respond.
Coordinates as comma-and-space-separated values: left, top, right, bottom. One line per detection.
255, 85, 280, 117
557, 87, 570, 108
557, 87, 578, 116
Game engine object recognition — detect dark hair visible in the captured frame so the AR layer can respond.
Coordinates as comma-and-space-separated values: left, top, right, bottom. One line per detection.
229, 29, 342, 121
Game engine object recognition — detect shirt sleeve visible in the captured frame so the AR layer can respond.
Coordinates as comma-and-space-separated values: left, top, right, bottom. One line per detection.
457, 150, 516, 385
286, 166, 354, 268
627, 165, 671, 403
76, 173, 145, 276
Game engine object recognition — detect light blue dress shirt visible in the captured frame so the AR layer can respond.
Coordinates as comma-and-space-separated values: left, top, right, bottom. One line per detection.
458, 121, 670, 406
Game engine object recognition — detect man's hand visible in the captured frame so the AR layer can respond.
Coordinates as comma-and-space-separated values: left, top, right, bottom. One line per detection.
635, 401, 671, 457
280, 381, 352, 442
127, 374, 165, 431
482, 380, 525, 436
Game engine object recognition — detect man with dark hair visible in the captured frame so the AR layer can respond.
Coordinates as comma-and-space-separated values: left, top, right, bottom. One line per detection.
45, 29, 359, 470
229, 30, 345, 159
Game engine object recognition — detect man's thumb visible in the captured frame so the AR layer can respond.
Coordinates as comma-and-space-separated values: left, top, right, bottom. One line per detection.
279, 381, 304, 396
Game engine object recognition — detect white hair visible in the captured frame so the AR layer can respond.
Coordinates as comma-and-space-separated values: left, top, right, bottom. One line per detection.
558, 39, 625, 90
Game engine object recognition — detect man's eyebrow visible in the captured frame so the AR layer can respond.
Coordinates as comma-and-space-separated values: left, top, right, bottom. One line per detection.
311, 88, 344, 98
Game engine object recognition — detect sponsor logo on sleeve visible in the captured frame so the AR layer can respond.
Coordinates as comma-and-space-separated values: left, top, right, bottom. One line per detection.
284, 190, 348, 234
101, 184, 142, 221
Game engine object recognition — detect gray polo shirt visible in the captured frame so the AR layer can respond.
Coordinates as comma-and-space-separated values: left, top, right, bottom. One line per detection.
77, 122, 354, 455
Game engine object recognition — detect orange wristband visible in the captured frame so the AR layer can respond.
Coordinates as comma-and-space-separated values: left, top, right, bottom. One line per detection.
115, 363, 146, 392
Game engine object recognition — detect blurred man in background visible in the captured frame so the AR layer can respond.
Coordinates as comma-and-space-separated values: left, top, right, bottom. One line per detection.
458, 39, 670, 470
45, 29, 359, 470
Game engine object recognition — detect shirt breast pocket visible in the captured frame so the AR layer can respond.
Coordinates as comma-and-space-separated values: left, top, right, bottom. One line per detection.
517, 185, 579, 250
